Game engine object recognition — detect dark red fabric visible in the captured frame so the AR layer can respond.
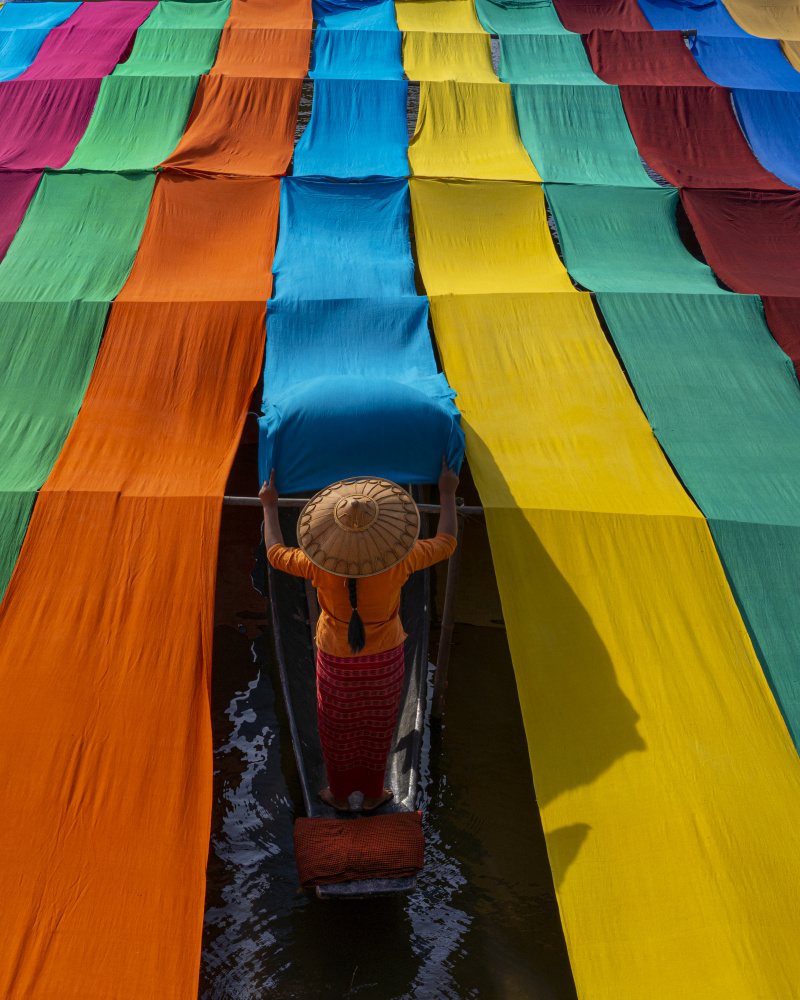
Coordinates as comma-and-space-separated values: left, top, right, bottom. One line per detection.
762, 298, 800, 379
620, 86, 791, 189
317, 644, 405, 800
681, 189, 800, 295
0, 171, 41, 262
0, 79, 100, 169
584, 29, 716, 85
552, 0, 652, 32
19, 1, 157, 80
293, 812, 424, 887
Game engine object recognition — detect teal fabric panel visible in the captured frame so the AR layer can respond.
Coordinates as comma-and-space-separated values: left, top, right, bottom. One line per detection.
114, 0, 230, 76
475, 0, 569, 33
546, 184, 724, 292
65, 75, 199, 170
512, 83, 658, 185
598, 290, 800, 748
499, 33, 600, 83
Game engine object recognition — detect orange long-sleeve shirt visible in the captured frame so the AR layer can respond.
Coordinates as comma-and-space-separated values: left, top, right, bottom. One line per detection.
268, 534, 457, 657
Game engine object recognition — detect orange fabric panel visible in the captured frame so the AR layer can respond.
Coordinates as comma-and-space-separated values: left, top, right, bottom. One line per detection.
160, 75, 301, 175
0, 175, 280, 999
224, 0, 312, 30
210, 0, 312, 77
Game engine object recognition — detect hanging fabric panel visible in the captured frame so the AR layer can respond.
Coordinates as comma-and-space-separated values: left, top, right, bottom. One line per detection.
293, 79, 408, 177
550, 0, 652, 31
395, 0, 486, 32
401, 30, 497, 81
474, 0, 569, 33
409, 81, 539, 179
0, 79, 101, 169
498, 33, 599, 84
619, 85, 791, 189
635, 0, 748, 34
0, 170, 41, 262
512, 82, 657, 185
584, 27, 715, 85
732, 90, 800, 189
688, 35, 800, 90
545, 183, 724, 293
209, 0, 312, 77
719, 0, 800, 40
0, 1, 80, 81
680, 188, 800, 296
762, 298, 800, 380
114, 0, 231, 76
311, 0, 401, 79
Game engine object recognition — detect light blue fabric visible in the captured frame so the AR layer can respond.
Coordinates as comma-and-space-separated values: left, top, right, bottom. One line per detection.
294, 79, 408, 177
498, 33, 601, 84
689, 36, 800, 90
272, 178, 417, 297
0, 2, 80, 81
309, 29, 403, 78
475, 0, 569, 34
635, 0, 748, 35
313, 0, 397, 29
732, 90, 800, 188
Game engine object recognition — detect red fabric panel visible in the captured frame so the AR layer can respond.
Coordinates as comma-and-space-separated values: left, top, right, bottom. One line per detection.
19, 1, 157, 80
620, 86, 791, 189
293, 812, 425, 887
0, 171, 41, 262
681, 188, 800, 295
762, 298, 800, 379
0, 79, 100, 169
551, 0, 652, 32
584, 29, 716, 85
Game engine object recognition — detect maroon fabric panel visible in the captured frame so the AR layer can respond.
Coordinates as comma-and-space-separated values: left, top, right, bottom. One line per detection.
0, 79, 100, 169
19, 1, 157, 80
620, 86, 791, 189
552, 0, 652, 32
681, 188, 800, 295
762, 298, 800, 379
584, 29, 716, 85
0, 171, 42, 263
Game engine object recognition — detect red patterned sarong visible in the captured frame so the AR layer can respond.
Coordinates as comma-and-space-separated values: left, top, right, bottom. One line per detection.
316, 643, 405, 800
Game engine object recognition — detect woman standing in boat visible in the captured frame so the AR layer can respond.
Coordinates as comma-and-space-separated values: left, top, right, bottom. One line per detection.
260, 459, 459, 812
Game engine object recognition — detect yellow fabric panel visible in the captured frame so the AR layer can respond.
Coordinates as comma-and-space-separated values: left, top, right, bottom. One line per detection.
395, 0, 485, 32
780, 38, 800, 68
721, 0, 800, 38
410, 178, 569, 294
401, 31, 497, 81
429, 290, 800, 997
409, 84, 540, 180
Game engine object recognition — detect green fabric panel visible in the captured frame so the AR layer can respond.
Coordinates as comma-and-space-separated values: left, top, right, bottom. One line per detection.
114, 0, 231, 76
65, 75, 199, 171
475, 0, 569, 34
546, 184, 725, 292
499, 33, 599, 83
512, 83, 658, 185
0, 170, 155, 302
598, 290, 800, 748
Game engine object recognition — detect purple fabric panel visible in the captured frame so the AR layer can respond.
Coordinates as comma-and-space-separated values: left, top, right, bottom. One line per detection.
0, 79, 100, 169
0, 171, 42, 262
19, 1, 157, 80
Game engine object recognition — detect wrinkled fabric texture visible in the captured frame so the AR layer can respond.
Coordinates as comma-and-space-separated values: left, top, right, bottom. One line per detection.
584, 28, 715, 85
0, 1, 80, 81
311, 28, 402, 77
762, 297, 800, 379
402, 29, 497, 81
0, 78, 101, 169
0, 170, 41, 262
551, 0, 651, 30
636, 0, 748, 34
498, 32, 600, 83
113, 0, 231, 76
719, 0, 800, 40
475, 0, 568, 32
688, 35, 800, 90
209, 0, 312, 76
732, 89, 800, 189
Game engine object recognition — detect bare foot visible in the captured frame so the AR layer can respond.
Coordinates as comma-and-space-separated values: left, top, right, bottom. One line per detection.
362, 788, 394, 812
319, 788, 350, 812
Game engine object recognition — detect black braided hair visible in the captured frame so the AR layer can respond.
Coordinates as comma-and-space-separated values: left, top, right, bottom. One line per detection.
347, 578, 366, 655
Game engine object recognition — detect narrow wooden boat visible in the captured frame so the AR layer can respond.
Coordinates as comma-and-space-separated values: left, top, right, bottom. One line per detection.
263, 503, 431, 899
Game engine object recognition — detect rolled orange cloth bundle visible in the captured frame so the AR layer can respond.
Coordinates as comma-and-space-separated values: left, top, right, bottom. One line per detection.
293, 812, 424, 887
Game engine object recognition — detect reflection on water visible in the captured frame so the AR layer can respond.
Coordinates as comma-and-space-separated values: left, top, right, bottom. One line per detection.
201, 484, 577, 1000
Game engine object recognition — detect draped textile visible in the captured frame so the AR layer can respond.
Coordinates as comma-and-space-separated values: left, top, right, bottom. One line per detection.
550, 0, 652, 31
293, 79, 409, 177
113, 0, 231, 76
688, 35, 800, 91
316, 0, 397, 28
0, 170, 41, 262
395, 0, 486, 32
0, 79, 100, 169
731, 90, 800, 189
209, 0, 312, 77
719, 0, 800, 40
0, 173, 279, 1000
512, 82, 656, 185
311, 29, 403, 78
635, 0, 748, 34
584, 28, 715, 85
680, 188, 800, 296
597, 291, 800, 751
545, 183, 724, 292
410, 81, 539, 179
498, 32, 600, 83
474, 0, 569, 33
402, 30, 497, 80
0, 1, 79, 81
18, 1, 157, 80
619, 85, 791, 189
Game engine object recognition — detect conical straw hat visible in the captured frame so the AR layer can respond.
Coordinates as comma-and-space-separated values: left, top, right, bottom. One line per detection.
297, 477, 421, 578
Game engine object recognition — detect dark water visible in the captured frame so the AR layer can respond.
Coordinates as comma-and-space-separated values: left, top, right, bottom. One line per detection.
200, 444, 577, 999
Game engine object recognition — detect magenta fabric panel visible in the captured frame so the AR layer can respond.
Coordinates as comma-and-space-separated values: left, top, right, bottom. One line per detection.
0, 171, 42, 262
0, 79, 100, 169
19, 1, 157, 80
584, 29, 717, 85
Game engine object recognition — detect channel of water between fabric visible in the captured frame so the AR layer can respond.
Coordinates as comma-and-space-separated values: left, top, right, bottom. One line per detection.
0, 1, 79, 81
410, 174, 800, 999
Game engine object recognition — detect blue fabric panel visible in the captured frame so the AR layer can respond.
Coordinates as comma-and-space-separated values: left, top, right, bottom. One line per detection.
294, 79, 408, 177
0, 2, 81, 81
310, 29, 403, 78
689, 36, 800, 90
313, 0, 398, 29
732, 90, 800, 188
635, 0, 748, 35
272, 178, 416, 300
